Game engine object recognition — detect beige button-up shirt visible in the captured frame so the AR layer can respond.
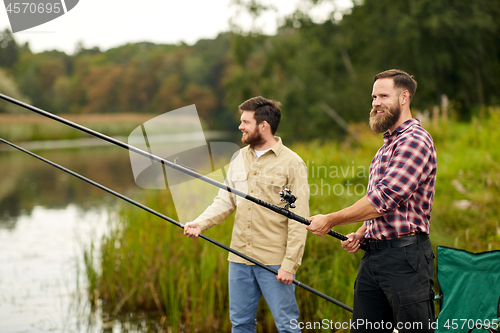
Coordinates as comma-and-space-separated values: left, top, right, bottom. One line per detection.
194, 137, 309, 274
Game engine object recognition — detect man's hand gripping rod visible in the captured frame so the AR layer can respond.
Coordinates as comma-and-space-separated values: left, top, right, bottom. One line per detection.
279, 188, 367, 251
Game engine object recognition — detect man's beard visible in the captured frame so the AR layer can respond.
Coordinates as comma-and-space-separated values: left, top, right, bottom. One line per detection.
369, 102, 401, 134
241, 127, 265, 148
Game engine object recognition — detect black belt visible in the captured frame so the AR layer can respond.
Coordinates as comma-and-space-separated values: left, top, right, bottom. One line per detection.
366, 233, 429, 250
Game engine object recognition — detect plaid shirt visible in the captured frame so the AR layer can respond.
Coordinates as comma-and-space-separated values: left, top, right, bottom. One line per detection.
365, 119, 437, 240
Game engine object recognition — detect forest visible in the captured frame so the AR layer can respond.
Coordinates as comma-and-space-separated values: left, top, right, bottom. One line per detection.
1, 0, 499, 142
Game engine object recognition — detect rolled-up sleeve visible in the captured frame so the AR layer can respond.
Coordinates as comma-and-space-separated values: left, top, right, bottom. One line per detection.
367, 136, 434, 214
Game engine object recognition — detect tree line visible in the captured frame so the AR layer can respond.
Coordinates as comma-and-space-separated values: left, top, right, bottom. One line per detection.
1, 0, 499, 141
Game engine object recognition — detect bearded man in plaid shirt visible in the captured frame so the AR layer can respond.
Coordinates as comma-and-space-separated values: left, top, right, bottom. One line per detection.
307, 69, 437, 333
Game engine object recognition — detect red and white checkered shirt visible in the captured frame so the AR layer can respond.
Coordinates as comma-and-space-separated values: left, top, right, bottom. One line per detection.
365, 118, 437, 240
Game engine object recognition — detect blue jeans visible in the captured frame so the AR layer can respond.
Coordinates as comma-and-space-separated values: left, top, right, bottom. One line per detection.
228, 262, 301, 333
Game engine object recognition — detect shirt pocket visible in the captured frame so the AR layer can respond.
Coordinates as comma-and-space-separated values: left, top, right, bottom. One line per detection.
257, 174, 287, 204
230, 172, 248, 192
230, 172, 248, 206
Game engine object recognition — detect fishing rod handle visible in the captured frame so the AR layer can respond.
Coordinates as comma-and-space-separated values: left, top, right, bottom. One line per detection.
285, 210, 368, 251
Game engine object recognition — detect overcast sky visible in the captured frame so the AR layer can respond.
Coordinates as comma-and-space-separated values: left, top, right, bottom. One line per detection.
1, 0, 352, 54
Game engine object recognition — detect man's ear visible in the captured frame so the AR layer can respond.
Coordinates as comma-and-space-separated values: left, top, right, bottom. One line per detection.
260, 120, 269, 131
400, 90, 410, 105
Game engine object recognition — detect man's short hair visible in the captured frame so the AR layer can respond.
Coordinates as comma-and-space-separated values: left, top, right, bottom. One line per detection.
374, 69, 418, 102
239, 96, 282, 135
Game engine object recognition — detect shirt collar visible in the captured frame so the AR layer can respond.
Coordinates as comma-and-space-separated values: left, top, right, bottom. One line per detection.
247, 136, 283, 157
383, 118, 421, 143
269, 136, 283, 156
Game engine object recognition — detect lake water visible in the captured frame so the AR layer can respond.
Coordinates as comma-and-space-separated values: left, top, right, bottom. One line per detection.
0, 143, 145, 332
0, 130, 240, 332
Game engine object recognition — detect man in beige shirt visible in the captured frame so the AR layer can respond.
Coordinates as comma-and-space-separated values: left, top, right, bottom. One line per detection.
184, 96, 309, 333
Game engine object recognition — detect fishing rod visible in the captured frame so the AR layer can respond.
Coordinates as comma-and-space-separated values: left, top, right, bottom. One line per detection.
0, 93, 367, 250
0, 137, 353, 312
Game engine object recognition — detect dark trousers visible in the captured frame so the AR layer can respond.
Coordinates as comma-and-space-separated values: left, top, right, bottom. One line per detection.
351, 238, 436, 333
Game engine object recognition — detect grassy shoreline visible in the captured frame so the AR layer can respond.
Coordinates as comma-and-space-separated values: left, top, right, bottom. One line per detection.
0, 113, 156, 142
81, 111, 500, 331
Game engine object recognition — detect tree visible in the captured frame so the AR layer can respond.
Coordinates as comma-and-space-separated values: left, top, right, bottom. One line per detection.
0, 68, 30, 113
222, 0, 500, 142
339, 0, 500, 118
14, 50, 71, 113
81, 64, 123, 113
0, 29, 19, 68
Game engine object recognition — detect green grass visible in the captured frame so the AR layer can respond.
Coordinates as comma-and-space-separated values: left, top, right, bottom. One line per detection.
84, 108, 500, 332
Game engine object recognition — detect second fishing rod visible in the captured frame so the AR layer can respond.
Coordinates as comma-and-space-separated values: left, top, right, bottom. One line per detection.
0, 92, 366, 250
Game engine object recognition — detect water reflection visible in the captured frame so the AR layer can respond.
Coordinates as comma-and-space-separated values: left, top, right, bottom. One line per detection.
0, 205, 108, 332
0, 145, 137, 227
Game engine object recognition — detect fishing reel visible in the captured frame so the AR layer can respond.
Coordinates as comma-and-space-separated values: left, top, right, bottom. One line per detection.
279, 188, 297, 210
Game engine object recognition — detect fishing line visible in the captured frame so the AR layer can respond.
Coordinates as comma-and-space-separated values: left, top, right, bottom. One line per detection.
0, 137, 353, 312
